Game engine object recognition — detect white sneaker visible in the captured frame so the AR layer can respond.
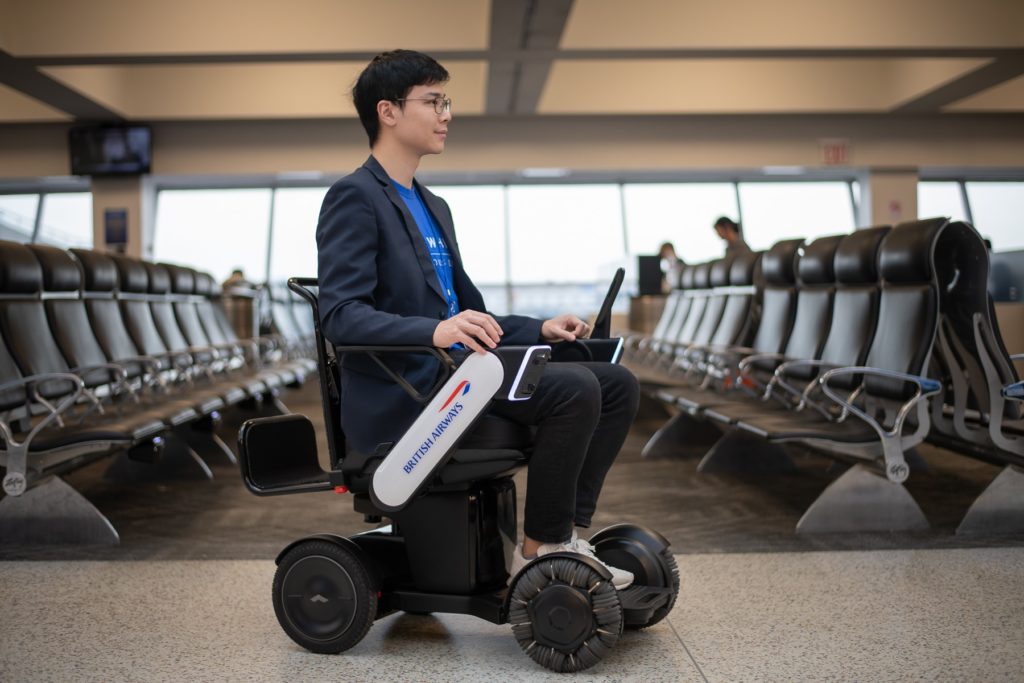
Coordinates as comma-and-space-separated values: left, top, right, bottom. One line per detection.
509, 531, 634, 589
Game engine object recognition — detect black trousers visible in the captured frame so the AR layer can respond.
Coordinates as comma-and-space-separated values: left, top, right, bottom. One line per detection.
488, 362, 640, 544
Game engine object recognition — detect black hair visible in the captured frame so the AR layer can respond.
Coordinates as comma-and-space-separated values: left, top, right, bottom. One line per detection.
714, 216, 741, 234
352, 49, 449, 147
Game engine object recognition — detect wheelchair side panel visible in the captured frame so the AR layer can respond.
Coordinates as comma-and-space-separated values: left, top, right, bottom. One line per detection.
371, 351, 504, 511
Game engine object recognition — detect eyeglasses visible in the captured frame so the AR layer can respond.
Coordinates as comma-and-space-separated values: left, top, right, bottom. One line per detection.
395, 95, 452, 115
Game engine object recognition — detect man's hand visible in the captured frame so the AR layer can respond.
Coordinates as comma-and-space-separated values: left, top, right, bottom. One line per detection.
541, 313, 590, 343
433, 310, 504, 354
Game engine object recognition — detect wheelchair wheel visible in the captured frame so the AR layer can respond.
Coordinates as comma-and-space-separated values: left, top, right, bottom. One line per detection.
590, 525, 680, 629
272, 540, 378, 654
508, 556, 623, 673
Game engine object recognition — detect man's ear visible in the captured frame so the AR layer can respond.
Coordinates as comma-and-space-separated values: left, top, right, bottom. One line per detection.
377, 100, 398, 129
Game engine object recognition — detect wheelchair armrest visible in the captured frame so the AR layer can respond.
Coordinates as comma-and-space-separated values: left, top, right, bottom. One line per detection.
332, 344, 457, 404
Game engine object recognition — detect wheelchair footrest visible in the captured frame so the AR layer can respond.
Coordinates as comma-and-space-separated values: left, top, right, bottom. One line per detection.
618, 584, 673, 626
238, 414, 332, 496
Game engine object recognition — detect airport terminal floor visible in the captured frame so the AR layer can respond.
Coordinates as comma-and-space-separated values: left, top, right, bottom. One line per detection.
3, 381, 1024, 682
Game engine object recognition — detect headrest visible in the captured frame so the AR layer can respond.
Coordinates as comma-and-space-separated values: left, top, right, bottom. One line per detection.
106, 254, 149, 294
709, 256, 734, 288
797, 235, 844, 285
0, 240, 44, 294
145, 263, 172, 294
729, 251, 760, 286
834, 226, 890, 285
690, 262, 712, 289
761, 239, 803, 286
200, 273, 221, 296
879, 218, 948, 284
193, 272, 216, 296
163, 264, 195, 294
26, 244, 81, 292
679, 265, 695, 289
69, 248, 118, 292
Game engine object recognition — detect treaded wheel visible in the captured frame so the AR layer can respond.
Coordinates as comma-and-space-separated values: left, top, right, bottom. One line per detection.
272, 540, 378, 654
629, 548, 679, 630
508, 557, 623, 673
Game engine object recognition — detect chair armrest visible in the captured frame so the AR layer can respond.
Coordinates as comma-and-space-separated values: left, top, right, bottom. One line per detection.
738, 352, 787, 374
0, 372, 86, 496
69, 362, 134, 408
1004, 381, 1024, 401
818, 366, 941, 483
70, 362, 129, 384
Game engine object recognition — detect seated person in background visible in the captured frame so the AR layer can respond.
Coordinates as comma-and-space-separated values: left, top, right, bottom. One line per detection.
659, 241, 683, 292
714, 216, 751, 256
222, 268, 253, 291
315, 50, 639, 588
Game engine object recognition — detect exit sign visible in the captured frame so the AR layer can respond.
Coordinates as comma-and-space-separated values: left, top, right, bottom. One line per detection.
820, 139, 851, 166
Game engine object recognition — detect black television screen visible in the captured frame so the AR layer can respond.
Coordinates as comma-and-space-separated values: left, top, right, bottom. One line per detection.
69, 124, 152, 176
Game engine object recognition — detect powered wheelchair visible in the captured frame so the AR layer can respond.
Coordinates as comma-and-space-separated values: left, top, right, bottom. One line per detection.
238, 273, 678, 673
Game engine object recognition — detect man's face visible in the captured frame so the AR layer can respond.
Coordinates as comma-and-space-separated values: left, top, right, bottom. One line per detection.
392, 83, 452, 156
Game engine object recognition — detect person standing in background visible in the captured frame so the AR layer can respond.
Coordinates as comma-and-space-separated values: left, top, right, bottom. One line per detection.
713, 216, 751, 257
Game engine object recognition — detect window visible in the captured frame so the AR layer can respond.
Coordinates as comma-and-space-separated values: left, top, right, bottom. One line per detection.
622, 183, 737, 263
0, 194, 39, 242
507, 185, 625, 284
153, 189, 272, 284
965, 182, 1024, 252
917, 182, 967, 223
269, 187, 328, 282
36, 193, 93, 248
738, 182, 856, 250
432, 185, 507, 285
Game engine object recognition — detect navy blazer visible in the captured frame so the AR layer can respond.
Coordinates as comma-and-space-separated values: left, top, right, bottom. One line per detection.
316, 156, 542, 453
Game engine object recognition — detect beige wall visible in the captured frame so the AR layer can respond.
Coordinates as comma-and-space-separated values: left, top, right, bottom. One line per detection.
2, 115, 1024, 179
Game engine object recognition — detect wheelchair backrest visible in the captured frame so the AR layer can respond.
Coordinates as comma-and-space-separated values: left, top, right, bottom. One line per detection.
288, 277, 347, 467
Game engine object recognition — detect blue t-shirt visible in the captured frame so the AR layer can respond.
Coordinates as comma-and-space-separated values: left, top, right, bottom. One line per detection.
393, 181, 460, 318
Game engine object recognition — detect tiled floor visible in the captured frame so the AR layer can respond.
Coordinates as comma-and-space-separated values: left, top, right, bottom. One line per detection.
2, 548, 1023, 681
4, 383, 1024, 680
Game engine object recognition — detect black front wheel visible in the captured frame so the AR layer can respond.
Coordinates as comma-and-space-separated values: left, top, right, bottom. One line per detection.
590, 524, 680, 629
508, 556, 623, 672
272, 540, 378, 654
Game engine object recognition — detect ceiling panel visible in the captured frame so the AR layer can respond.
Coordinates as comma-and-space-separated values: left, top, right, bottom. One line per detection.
538, 59, 986, 114
5, 0, 488, 56
41, 61, 486, 120
0, 82, 71, 122
945, 74, 1024, 111
562, 0, 1024, 49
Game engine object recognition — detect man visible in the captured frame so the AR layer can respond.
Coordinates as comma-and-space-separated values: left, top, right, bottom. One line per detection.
316, 50, 638, 588
714, 216, 751, 256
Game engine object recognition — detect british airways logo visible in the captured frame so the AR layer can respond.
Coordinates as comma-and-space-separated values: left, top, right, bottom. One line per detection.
440, 380, 471, 412
402, 381, 472, 475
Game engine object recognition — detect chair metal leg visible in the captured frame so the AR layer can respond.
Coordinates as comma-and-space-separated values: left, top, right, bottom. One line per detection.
210, 432, 239, 466
641, 411, 723, 459
0, 476, 119, 545
957, 464, 1024, 534
105, 435, 213, 482
796, 463, 929, 533
696, 428, 796, 473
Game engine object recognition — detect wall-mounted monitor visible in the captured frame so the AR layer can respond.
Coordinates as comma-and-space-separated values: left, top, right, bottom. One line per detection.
69, 124, 152, 176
